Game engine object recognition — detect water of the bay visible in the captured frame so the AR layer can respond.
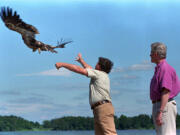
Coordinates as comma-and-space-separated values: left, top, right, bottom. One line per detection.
0, 130, 180, 135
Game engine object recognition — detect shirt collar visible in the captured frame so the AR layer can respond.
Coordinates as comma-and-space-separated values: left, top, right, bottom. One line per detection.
155, 59, 166, 70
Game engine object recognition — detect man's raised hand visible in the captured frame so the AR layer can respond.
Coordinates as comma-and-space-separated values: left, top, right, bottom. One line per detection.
75, 53, 82, 63
55, 63, 62, 70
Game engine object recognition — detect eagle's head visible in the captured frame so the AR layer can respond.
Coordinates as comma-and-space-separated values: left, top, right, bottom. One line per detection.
37, 41, 41, 45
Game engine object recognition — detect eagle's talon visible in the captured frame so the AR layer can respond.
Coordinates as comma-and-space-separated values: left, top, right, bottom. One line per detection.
38, 48, 41, 54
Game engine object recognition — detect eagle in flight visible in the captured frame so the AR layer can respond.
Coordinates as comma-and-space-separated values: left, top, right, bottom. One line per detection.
0, 7, 72, 53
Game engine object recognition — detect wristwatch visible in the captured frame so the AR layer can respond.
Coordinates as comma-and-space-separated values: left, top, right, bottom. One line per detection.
158, 109, 163, 113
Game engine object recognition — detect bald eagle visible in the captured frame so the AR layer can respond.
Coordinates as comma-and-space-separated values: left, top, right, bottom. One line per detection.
0, 7, 72, 53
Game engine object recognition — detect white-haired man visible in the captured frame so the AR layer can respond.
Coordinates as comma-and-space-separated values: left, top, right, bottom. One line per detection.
150, 42, 180, 135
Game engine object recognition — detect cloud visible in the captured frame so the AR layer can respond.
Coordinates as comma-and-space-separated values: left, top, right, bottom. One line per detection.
111, 74, 140, 87
9, 97, 50, 104
120, 74, 139, 80
0, 99, 91, 122
73, 92, 88, 101
112, 60, 154, 73
0, 91, 91, 122
111, 89, 121, 95
16, 68, 71, 77
128, 61, 154, 71
0, 102, 57, 119
0, 90, 21, 96
112, 67, 125, 73
60, 83, 88, 91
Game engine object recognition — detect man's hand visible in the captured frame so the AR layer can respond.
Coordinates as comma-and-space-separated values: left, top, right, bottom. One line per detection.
55, 63, 63, 70
155, 88, 169, 126
156, 111, 163, 126
75, 53, 82, 63
75, 53, 92, 69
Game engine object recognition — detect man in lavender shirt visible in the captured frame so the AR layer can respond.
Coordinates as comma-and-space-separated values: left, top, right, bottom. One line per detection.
150, 42, 180, 135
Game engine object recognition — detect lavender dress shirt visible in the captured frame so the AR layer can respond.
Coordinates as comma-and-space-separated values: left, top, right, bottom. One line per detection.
150, 59, 180, 101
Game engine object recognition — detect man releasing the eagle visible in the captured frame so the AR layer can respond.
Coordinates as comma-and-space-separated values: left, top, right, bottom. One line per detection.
0, 7, 72, 53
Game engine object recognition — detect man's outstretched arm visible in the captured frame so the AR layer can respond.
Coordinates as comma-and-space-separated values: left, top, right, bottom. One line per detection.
55, 62, 88, 76
75, 53, 92, 69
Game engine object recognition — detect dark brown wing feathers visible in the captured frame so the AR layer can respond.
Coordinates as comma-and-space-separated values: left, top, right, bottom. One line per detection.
0, 7, 39, 34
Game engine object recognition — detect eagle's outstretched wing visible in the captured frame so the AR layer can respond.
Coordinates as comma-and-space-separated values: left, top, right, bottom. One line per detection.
0, 6, 39, 36
0, 7, 72, 54
30, 40, 73, 53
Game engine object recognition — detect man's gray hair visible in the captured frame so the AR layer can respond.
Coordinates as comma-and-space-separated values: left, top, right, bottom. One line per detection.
151, 42, 167, 59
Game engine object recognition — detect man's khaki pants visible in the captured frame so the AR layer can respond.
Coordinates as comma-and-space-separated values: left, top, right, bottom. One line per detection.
152, 100, 177, 135
93, 103, 117, 135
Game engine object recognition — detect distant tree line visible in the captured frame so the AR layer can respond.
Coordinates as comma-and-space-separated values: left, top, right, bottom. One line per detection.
43, 116, 94, 130
42, 115, 154, 130
0, 115, 40, 131
1, 114, 180, 131
42, 114, 180, 130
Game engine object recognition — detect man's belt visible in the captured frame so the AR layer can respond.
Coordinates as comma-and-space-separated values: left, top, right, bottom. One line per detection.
152, 98, 174, 104
91, 100, 111, 110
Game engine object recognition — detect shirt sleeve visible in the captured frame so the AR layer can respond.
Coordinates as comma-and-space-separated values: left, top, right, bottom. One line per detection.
159, 68, 172, 92
86, 68, 100, 79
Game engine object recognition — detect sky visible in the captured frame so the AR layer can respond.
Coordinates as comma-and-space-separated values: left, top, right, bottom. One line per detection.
0, 0, 180, 123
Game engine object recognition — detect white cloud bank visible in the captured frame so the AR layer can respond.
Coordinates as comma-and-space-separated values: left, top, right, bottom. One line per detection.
112, 61, 154, 73
128, 61, 154, 71
16, 68, 71, 77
